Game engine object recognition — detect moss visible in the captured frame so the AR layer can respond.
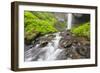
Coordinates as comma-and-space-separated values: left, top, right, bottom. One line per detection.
71, 22, 90, 38
24, 11, 58, 44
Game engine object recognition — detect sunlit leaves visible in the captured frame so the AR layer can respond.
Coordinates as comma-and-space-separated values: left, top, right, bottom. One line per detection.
71, 22, 90, 38
24, 11, 58, 41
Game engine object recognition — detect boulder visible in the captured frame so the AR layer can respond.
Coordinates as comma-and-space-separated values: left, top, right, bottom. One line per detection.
59, 38, 73, 49
76, 45, 90, 58
39, 41, 48, 47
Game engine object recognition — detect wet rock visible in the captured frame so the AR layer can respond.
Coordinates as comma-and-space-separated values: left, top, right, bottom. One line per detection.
59, 38, 72, 49
24, 30, 90, 61
75, 37, 90, 45
60, 30, 72, 40
63, 40, 72, 48
32, 34, 56, 48
37, 34, 55, 43
70, 51, 82, 59
64, 46, 82, 59
47, 34, 56, 41
39, 41, 48, 47
72, 39, 78, 45
76, 45, 90, 58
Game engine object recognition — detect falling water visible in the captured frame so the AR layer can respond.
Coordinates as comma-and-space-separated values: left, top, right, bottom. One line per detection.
24, 13, 90, 61
67, 13, 73, 29
25, 13, 73, 61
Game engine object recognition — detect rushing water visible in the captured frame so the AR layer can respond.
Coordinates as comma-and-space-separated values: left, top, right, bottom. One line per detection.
24, 31, 90, 61
24, 32, 66, 61
24, 14, 73, 61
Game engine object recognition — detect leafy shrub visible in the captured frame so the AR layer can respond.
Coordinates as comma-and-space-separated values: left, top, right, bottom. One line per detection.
71, 22, 90, 38
24, 11, 58, 43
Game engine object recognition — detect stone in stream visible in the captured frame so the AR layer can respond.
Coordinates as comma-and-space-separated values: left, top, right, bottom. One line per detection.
59, 39, 72, 48
32, 34, 56, 48
24, 29, 90, 61
60, 30, 72, 39
76, 45, 90, 58
71, 37, 90, 58
47, 34, 56, 40
39, 41, 48, 47
65, 46, 83, 59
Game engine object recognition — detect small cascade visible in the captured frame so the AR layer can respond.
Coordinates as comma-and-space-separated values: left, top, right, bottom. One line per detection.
44, 32, 62, 61
25, 32, 64, 61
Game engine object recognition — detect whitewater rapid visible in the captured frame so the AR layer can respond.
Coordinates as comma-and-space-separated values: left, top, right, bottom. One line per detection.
24, 32, 65, 61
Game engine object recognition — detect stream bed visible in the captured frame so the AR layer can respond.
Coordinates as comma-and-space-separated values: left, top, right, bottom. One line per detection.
24, 30, 90, 62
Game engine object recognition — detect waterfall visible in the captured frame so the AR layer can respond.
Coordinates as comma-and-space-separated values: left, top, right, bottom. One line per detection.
25, 14, 73, 61
67, 13, 73, 29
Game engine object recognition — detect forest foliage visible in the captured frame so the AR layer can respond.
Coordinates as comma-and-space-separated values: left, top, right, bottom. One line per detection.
24, 11, 90, 44
24, 11, 58, 41
71, 22, 90, 38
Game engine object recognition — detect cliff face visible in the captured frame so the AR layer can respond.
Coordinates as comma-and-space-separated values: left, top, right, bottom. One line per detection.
72, 14, 90, 26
